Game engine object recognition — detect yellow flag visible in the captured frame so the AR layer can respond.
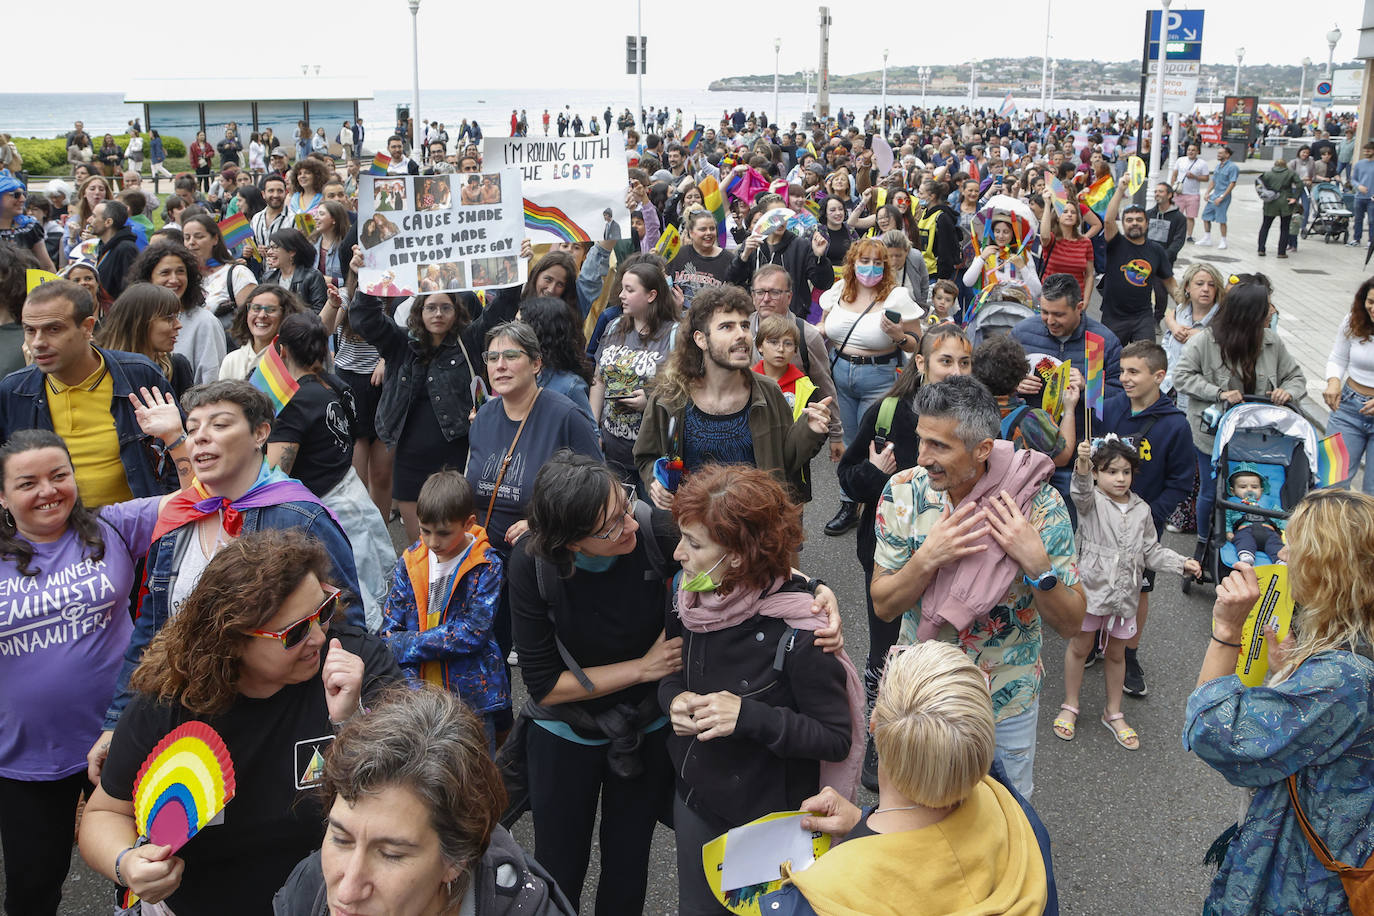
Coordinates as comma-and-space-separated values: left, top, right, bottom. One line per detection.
654, 223, 681, 262
26, 269, 58, 294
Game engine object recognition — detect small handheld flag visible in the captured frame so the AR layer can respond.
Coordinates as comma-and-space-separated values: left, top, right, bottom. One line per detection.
249, 338, 300, 415
368, 152, 391, 176
1081, 174, 1115, 218
1317, 433, 1351, 487
654, 223, 682, 262
682, 128, 701, 153
1084, 331, 1105, 420
217, 213, 252, 250
1046, 171, 1070, 217
998, 93, 1017, 117
293, 212, 316, 237
699, 174, 728, 246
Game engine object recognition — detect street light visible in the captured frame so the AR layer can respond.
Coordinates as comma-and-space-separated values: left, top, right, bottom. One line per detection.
408, 0, 420, 157
773, 38, 781, 129
1209, 75, 1218, 107
1040, 0, 1052, 110
1049, 59, 1058, 112
881, 48, 889, 137
968, 60, 977, 105
1300, 57, 1312, 122
1234, 46, 1245, 96
919, 66, 930, 108
1328, 25, 1342, 78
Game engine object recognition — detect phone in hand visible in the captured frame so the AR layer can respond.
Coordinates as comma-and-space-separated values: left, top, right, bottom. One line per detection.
883, 308, 902, 324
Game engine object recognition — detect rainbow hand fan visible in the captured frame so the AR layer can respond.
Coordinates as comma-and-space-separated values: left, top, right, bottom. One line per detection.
132, 722, 236, 854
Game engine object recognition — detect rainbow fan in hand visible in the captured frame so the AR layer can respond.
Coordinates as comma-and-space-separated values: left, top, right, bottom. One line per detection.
132, 722, 236, 854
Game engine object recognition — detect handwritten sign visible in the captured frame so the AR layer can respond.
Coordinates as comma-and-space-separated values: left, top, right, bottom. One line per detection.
484, 134, 630, 244
355, 172, 527, 297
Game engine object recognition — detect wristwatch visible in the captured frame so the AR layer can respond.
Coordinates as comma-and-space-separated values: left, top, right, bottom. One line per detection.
1023, 569, 1058, 591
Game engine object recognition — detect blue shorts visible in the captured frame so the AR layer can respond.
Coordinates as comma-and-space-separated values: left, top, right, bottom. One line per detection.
1201, 196, 1231, 223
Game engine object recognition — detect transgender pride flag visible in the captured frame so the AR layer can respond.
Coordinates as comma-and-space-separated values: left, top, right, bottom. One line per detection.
998, 93, 1017, 117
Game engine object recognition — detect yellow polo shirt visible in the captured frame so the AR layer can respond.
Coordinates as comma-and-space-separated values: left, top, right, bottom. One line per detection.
47, 353, 133, 508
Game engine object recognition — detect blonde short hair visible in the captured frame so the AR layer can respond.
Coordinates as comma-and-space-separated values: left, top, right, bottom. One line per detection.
873, 642, 995, 806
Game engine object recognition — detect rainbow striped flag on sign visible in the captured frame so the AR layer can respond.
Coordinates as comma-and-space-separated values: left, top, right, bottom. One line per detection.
654, 223, 681, 262
682, 128, 701, 153
698, 174, 728, 245
217, 213, 252, 250
1317, 433, 1351, 486
368, 152, 391, 176
1085, 331, 1105, 419
249, 339, 300, 415
1081, 173, 1115, 217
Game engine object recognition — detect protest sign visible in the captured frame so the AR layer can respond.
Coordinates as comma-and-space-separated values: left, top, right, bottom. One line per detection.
1235, 565, 1294, 687
484, 134, 630, 244
355, 171, 527, 297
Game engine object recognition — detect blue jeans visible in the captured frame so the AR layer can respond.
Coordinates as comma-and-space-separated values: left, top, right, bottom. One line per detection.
994, 698, 1040, 798
1324, 386, 1374, 494
1196, 446, 1218, 550
1353, 197, 1374, 243
833, 355, 898, 501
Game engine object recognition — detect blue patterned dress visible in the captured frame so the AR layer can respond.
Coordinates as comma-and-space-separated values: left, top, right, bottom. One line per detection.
1184, 651, 1374, 915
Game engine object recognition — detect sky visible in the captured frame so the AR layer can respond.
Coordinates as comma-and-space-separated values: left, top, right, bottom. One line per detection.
4, 0, 1367, 93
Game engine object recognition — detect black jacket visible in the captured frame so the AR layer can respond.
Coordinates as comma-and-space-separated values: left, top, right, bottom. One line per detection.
348, 291, 515, 449
725, 230, 835, 319
916, 202, 960, 280
836, 396, 920, 573
96, 226, 140, 298
272, 829, 576, 916
658, 580, 852, 826
262, 266, 329, 312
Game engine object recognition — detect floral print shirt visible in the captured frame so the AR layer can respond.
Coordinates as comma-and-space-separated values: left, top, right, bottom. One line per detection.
873, 466, 1079, 721
1185, 652, 1374, 916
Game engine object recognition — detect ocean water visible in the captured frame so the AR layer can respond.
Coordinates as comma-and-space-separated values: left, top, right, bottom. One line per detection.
2, 87, 1124, 143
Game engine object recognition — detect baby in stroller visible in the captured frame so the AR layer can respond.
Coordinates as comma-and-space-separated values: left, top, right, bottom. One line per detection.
1225, 465, 1286, 565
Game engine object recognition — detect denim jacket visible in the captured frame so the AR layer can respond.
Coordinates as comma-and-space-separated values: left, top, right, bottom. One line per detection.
101, 500, 365, 730
0, 347, 178, 497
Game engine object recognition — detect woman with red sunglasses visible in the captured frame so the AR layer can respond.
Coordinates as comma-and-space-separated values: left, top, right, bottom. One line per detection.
77, 528, 402, 915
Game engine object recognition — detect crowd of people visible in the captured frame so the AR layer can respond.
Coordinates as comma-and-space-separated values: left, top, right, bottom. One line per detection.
1, 95, 1373, 916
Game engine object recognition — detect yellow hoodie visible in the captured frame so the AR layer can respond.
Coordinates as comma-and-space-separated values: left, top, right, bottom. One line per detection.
788, 776, 1047, 916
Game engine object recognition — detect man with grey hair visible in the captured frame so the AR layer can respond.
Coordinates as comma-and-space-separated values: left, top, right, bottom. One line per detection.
869, 375, 1084, 797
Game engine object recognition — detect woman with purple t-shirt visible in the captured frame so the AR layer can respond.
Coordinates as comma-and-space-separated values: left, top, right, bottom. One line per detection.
0, 424, 179, 916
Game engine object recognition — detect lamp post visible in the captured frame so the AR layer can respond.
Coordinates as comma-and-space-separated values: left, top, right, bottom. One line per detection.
804, 68, 812, 115
1300, 57, 1312, 122
635, 0, 643, 130
773, 38, 781, 128
1149, 0, 1172, 183
1049, 59, 1058, 112
919, 66, 930, 108
407, 0, 420, 156
1209, 75, 1218, 107
1040, 0, 1052, 110
1234, 46, 1245, 96
1327, 25, 1342, 78
968, 60, 977, 105
881, 48, 889, 136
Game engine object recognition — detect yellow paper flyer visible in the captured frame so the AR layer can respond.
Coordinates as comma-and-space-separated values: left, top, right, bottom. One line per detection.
1235, 564, 1294, 687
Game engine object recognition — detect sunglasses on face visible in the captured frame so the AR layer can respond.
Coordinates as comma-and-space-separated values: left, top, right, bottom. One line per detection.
249, 584, 340, 649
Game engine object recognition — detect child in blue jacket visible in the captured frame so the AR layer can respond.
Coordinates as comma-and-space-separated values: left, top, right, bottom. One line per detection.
380, 470, 508, 745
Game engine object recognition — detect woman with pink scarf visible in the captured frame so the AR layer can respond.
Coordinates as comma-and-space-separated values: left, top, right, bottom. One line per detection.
661, 464, 864, 916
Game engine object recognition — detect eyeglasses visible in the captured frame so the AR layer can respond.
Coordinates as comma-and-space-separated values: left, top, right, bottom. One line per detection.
249, 584, 340, 649
264, 243, 281, 251
247, 303, 280, 314
588, 483, 637, 541
762, 337, 797, 350
752, 288, 790, 299
422, 303, 456, 315
482, 348, 527, 364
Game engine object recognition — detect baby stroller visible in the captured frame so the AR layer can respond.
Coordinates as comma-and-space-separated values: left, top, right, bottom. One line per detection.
1182, 399, 1322, 594
1302, 181, 1352, 244
962, 296, 1036, 348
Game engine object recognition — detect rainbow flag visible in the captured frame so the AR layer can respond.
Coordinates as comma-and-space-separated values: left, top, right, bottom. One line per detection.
997, 93, 1017, 117
1081, 174, 1115, 217
1085, 331, 1105, 419
249, 339, 300, 415
368, 152, 390, 176
1317, 433, 1350, 486
1047, 172, 1070, 217
682, 128, 701, 153
1267, 103, 1289, 125
217, 213, 252, 250
699, 174, 728, 245
523, 200, 591, 243
654, 222, 681, 262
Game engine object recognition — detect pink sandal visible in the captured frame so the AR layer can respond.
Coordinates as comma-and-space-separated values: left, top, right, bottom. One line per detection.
1102, 712, 1140, 750
1053, 704, 1079, 741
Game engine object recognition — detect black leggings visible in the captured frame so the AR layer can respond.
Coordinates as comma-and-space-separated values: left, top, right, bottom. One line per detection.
0, 771, 91, 916
525, 723, 672, 914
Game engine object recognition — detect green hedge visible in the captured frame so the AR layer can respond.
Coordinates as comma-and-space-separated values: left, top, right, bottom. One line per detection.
14, 133, 187, 176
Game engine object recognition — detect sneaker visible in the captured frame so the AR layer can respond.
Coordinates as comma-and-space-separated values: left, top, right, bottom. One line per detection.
1277, 252, 1288, 259
507, 649, 520, 666
1186, 236, 1195, 243
1084, 643, 1101, 668
861, 735, 879, 792
1217, 239, 1228, 249
1349, 239, 1361, 247
1197, 235, 1212, 246
1123, 653, 1149, 697
1165, 522, 1183, 533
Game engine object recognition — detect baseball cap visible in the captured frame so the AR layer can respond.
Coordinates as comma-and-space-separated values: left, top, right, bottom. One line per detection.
270, 147, 288, 158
